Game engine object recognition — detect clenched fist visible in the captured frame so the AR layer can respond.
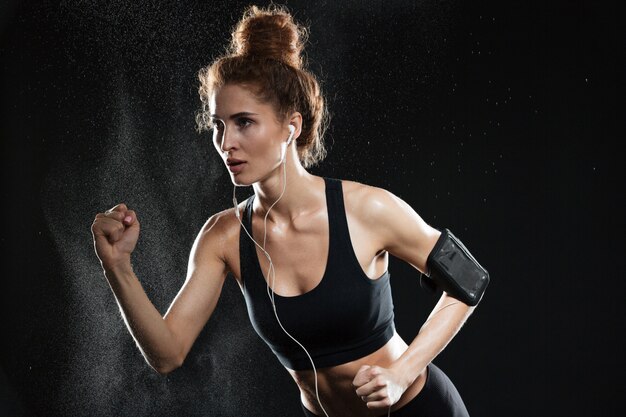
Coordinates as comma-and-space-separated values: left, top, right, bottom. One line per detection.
352, 364, 408, 411
91, 203, 140, 273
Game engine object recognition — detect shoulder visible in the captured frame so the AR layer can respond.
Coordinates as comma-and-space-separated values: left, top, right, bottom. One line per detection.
340, 179, 408, 220
340, 179, 439, 267
194, 201, 247, 263
199, 205, 242, 238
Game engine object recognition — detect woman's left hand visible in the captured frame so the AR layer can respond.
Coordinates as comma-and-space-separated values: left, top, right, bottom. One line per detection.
352, 364, 409, 411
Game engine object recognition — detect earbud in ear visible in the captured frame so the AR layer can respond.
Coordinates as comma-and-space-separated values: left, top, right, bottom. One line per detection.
280, 125, 296, 164
287, 125, 295, 146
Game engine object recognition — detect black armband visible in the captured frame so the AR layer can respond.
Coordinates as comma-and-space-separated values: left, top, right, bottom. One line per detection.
420, 229, 489, 306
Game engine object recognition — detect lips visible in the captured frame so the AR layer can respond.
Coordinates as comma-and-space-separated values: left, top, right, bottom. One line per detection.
226, 158, 246, 174
227, 158, 246, 166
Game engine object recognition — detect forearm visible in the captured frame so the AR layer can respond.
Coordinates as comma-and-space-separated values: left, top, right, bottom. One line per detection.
391, 292, 475, 386
103, 264, 181, 374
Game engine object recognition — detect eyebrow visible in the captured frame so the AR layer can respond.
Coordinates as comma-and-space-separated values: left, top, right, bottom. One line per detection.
210, 112, 259, 120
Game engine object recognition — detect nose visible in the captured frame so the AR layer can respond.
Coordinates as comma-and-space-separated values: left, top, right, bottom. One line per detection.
215, 124, 236, 154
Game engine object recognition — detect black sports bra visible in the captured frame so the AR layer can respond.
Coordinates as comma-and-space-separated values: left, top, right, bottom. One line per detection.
238, 177, 395, 371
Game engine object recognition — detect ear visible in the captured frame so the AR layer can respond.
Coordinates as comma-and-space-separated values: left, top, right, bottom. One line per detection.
287, 112, 303, 140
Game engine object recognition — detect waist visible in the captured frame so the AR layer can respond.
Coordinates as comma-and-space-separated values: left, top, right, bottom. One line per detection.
290, 332, 427, 417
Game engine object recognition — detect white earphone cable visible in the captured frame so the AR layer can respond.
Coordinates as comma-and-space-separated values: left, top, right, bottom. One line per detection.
233, 129, 331, 417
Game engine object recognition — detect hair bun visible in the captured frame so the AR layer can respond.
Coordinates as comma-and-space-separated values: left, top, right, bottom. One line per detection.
231, 5, 307, 69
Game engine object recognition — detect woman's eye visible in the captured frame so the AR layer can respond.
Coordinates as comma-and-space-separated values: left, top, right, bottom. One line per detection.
236, 118, 252, 128
211, 120, 224, 130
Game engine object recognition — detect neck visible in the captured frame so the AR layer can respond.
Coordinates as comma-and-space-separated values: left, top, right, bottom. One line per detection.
252, 157, 322, 223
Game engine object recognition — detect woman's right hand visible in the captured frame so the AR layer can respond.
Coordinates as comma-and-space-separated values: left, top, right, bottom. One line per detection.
91, 203, 140, 273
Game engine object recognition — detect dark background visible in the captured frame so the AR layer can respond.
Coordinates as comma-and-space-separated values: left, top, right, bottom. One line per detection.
1, 0, 623, 416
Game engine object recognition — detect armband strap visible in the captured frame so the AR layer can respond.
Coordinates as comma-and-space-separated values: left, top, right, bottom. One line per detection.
421, 229, 489, 306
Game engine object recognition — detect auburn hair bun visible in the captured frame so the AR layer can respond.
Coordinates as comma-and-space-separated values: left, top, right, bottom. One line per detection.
196, 4, 328, 168
230, 5, 308, 69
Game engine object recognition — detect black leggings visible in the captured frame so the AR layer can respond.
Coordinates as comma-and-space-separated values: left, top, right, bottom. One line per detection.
301, 363, 470, 417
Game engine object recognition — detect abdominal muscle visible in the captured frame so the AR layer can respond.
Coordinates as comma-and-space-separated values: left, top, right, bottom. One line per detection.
288, 331, 428, 417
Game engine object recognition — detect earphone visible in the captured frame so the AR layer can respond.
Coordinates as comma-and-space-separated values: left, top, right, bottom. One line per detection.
232, 124, 330, 416
231, 124, 392, 417
231, 123, 331, 417
281, 124, 296, 163
288, 124, 296, 143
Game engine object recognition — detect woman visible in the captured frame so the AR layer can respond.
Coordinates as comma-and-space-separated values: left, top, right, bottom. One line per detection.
91, 5, 487, 417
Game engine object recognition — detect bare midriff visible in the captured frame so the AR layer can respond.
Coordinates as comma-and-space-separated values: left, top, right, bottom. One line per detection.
286, 332, 428, 417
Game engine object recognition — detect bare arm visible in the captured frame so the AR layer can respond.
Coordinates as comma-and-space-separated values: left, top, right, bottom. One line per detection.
353, 187, 474, 408
359, 187, 478, 386
391, 293, 475, 386
162, 213, 231, 370
103, 264, 183, 374
92, 204, 230, 375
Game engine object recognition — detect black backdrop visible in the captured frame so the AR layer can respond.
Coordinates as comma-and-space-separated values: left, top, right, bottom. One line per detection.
1, 1, 623, 416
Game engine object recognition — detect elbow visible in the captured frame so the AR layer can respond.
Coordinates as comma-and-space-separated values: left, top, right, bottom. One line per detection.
154, 336, 187, 375
154, 365, 174, 376
443, 291, 480, 310
150, 330, 187, 375
152, 356, 184, 376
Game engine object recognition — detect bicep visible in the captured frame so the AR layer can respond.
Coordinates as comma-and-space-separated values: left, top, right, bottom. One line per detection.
163, 214, 229, 363
370, 188, 441, 273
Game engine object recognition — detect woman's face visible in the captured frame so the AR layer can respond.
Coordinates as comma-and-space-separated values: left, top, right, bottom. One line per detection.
209, 83, 288, 186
